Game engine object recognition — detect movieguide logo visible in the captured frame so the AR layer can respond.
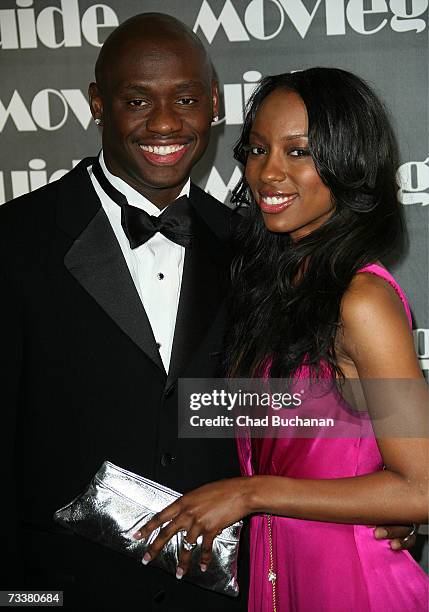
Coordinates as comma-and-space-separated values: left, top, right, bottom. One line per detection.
1, 0, 426, 50
178, 378, 428, 438
0, 0, 118, 49
194, 0, 428, 43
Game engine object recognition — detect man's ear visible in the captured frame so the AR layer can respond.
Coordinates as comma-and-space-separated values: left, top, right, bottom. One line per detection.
211, 80, 219, 120
88, 82, 104, 122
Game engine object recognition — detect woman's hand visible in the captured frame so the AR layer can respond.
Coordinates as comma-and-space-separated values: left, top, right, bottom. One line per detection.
374, 524, 419, 550
133, 477, 251, 578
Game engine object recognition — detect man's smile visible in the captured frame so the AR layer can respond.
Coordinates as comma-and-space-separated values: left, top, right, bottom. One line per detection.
138, 142, 190, 165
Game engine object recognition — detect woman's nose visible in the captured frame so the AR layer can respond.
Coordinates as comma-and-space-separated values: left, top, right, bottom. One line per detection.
259, 153, 287, 183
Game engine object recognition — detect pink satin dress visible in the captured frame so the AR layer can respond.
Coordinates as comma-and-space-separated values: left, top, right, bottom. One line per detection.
236, 264, 429, 611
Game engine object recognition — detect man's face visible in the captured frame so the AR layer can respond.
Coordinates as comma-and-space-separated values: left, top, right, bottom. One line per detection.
89, 36, 218, 208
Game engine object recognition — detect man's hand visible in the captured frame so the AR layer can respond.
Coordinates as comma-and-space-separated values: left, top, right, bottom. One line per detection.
374, 524, 418, 550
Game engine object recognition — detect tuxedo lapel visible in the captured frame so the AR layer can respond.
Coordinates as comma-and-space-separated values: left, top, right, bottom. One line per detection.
166, 185, 233, 390
58, 159, 165, 373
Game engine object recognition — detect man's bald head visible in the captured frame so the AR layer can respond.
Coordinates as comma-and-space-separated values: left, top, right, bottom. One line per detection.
95, 13, 213, 94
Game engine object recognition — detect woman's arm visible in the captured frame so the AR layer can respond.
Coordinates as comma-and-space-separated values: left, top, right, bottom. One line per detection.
246, 273, 428, 524
136, 274, 428, 574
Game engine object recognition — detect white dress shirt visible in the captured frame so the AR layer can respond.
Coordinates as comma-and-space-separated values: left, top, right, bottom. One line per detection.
88, 151, 189, 372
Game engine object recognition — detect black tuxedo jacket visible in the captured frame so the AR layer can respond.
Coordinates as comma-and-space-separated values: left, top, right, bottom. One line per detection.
0, 159, 248, 611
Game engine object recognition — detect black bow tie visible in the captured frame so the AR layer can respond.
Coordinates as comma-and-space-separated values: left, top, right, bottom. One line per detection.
91, 158, 195, 249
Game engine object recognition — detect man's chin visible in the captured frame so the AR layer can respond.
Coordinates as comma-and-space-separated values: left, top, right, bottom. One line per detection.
136, 168, 191, 192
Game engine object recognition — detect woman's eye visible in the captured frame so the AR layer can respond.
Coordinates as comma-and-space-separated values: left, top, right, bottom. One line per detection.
245, 145, 266, 156
289, 148, 310, 157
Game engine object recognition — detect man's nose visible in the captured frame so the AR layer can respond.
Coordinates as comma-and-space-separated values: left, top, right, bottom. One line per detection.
146, 103, 182, 135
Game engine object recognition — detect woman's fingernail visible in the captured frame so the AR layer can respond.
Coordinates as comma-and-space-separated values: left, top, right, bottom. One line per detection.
374, 528, 387, 539
391, 541, 401, 551
176, 567, 184, 579
200, 564, 207, 573
142, 553, 151, 565
133, 531, 142, 540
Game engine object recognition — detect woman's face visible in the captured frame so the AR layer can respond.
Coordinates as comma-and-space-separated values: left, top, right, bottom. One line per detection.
245, 88, 333, 240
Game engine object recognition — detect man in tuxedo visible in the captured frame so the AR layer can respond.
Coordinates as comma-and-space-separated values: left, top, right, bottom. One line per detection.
0, 13, 246, 611
0, 11, 416, 612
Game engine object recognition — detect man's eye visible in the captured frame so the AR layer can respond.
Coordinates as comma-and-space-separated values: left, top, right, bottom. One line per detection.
177, 98, 197, 105
289, 148, 310, 157
244, 145, 266, 156
128, 99, 148, 107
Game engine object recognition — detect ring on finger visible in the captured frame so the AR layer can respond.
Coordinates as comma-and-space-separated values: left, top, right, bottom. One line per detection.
402, 523, 418, 544
182, 537, 197, 552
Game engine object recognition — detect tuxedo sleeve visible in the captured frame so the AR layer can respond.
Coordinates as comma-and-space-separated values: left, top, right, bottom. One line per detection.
0, 266, 24, 582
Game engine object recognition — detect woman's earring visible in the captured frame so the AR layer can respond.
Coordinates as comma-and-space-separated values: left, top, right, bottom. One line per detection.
245, 185, 254, 204
94, 118, 102, 126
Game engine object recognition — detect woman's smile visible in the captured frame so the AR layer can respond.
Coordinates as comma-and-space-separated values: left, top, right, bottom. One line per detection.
258, 191, 298, 213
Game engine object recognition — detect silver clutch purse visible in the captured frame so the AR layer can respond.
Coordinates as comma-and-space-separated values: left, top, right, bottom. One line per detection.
54, 461, 242, 597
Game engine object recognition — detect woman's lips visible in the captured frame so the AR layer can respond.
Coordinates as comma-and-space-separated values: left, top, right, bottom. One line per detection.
258, 193, 298, 213
138, 143, 189, 165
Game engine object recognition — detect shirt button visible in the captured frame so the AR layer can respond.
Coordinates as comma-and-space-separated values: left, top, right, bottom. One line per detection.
157, 273, 164, 280
160, 452, 176, 467
156, 342, 161, 349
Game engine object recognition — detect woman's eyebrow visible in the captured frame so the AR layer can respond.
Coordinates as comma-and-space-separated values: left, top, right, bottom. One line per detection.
249, 129, 308, 141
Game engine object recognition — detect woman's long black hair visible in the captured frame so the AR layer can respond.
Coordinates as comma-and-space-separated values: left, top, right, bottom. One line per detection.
224, 67, 405, 379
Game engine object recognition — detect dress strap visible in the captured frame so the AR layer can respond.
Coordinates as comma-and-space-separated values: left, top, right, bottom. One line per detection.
357, 264, 412, 328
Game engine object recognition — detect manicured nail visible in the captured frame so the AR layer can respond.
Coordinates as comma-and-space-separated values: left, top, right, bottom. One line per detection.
200, 564, 207, 573
142, 553, 151, 565
374, 528, 387, 539
133, 531, 142, 540
176, 567, 184, 579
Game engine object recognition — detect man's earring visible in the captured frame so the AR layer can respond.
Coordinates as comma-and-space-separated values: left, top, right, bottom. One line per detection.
94, 118, 102, 125
211, 115, 219, 125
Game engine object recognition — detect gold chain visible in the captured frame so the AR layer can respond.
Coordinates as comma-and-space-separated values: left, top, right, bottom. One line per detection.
267, 514, 277, 612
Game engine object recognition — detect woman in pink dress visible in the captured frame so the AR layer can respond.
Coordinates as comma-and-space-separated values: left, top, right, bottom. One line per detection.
136, 68, 428, 610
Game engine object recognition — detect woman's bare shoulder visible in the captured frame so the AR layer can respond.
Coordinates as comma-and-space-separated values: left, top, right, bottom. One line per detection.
339, 272, 419, 378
